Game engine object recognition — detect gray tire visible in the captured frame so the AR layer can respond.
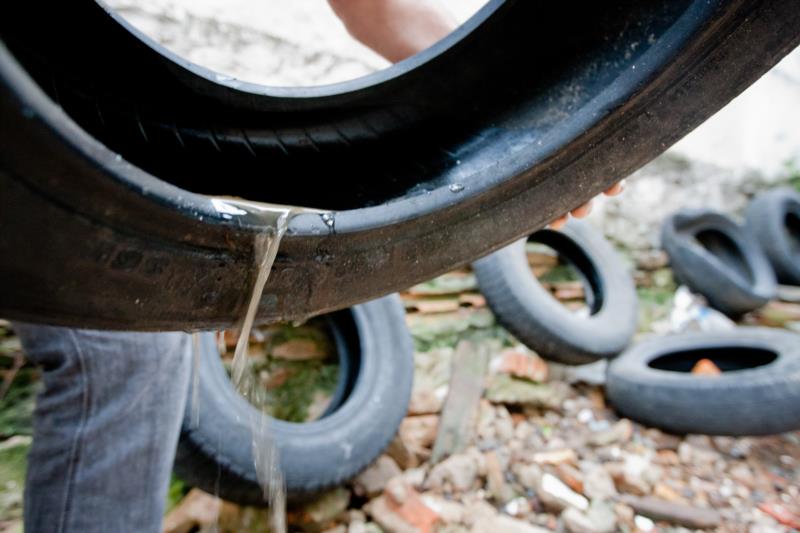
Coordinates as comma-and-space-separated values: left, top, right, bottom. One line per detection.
661, 209, 776, 317
745, 187, 800, 285
173, 295, 413, 504
473, 220, 637, 365
606, 328, 800, 436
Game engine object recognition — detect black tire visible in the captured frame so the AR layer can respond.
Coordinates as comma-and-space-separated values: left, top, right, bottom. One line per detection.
2, 2, 800, 330
745, 187, 800, 285
606, 328, 800, 436
661, 209, 776, 317
473, 220, 637, 365
173, 295, 413, 504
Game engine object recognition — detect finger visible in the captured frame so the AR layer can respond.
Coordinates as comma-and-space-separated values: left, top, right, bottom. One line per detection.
548, 214, 569, 230
604, 180, 625, 196
570, 200, 593, 218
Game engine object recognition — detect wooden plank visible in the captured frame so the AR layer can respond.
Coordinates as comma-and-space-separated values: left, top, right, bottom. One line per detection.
430, 339, 490, 463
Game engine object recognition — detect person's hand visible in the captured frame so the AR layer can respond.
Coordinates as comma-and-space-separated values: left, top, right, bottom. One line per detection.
548, 180, 625, 229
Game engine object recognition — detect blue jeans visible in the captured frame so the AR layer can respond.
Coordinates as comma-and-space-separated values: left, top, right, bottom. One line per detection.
14, 323, 193, 533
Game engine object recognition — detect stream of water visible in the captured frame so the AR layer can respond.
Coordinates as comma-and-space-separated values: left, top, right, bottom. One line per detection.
206, 197, 309, 533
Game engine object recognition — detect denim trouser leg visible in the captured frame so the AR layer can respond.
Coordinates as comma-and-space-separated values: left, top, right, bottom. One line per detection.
13, 324, 193, 533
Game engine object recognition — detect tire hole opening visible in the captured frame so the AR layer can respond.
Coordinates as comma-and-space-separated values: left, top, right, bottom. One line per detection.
785, 211, 800, 256
526, 230, 604, 316
693, 229, 754, 284
220, 309, 359, 423
648, 346, 778, 373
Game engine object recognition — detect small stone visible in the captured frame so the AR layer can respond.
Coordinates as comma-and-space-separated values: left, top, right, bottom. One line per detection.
471, 515, 552, 533
532, 448, 578, 466
634, 514, 655, 532
612, 454, 661, 496
655, 449, 680, 465
537, 472, 589, 512
484, 375, 569, 409
563, 500, 617, 533
347, 522, 367, 533
645, 429, 682, 451
503, 497, 531, 517
367, 485, 440, 533
589, 419, 633, 447
582, 464, 617, 501
347, 510, 367, 524
485, 450, 515, 503
513, 463, 542, 491
493, 406, 515, 442
461, 500, 498, 527
489, 346, 549, 382
426, 453, 479, 493
653, 482, 684, 503
401, 467, 428, 489
679, 439, 720, 467
291, 487, 351, 529
401, 415, 439, 448
385, 477, 409, 505
420, 493, 466, 524
386, 434, 419, 470
409, 387, 444, 415
614, 503, 635, 529
353, 455, 403, 497
389, 415, 439, 468
556, 464, 584, 495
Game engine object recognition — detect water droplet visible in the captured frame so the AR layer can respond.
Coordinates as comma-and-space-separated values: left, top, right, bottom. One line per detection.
215, 73, 235, 82
449, 183, 465, 193
222, 213, 232, 220
321, 212, 335, 227
115, 154, 122, 162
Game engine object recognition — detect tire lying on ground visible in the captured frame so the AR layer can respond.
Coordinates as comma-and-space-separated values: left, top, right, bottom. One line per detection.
173, 295, 413, 504
2, 2, 800, 330
473, 220, 637, 365
606, 328, 800, 436
745, 187, 800, 285
661, 209, 776, 317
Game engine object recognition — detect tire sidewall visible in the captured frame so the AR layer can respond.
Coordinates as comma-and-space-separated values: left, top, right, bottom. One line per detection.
607, 328, 800, 436
475, 220, 637, 364
175, 294, 413, 502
